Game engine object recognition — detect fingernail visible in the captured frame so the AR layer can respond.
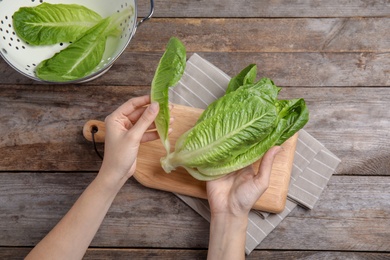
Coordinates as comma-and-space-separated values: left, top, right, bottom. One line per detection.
274, 146, 283, 155
149, 102, 159, 113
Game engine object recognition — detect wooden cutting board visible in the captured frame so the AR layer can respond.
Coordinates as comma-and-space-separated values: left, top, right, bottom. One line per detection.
83, 104, 297, 213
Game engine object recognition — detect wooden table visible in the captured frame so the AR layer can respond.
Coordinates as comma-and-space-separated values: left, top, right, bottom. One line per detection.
1, 1, 389, 258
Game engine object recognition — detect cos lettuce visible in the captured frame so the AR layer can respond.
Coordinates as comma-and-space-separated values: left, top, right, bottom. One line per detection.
152, 38, 309, 181
13, 3, 102, 45
151, 37, 186, 152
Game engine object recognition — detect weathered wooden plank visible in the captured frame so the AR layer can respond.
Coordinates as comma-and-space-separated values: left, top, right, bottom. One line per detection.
0, 85, 149, 171
1, 86, 390, 175
259, 176, 390, 251
130, 18, 390, 52
136, 0, 390, 18
0, 172, 210, 248
277, 87, 390, 176
90, 249, 390, 259
1, 51, 389, 86
2, 18, 388, 56
1, 248, 390, 260
0, 173, 389, 251
95, 52, 390, 87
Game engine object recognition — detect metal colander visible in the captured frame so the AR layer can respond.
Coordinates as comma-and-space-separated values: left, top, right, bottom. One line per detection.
0, 0, 154, 83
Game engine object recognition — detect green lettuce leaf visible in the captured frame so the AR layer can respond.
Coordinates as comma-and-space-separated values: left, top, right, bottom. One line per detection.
275, 98, 309, 145
13, 3, 102, 45
196, 77, 280, 124
168, 96, 277, 167
194, 116, 291, 178
151, 37, 186, 153
226, 64, 257, 94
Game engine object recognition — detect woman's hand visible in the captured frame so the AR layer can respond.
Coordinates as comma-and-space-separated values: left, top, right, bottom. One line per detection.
98, 95, 161, 188
206, 146, 281, 260
207, 146, 281, 218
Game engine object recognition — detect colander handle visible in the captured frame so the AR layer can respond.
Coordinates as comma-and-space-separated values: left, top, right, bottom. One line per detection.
137, 0, 154, 27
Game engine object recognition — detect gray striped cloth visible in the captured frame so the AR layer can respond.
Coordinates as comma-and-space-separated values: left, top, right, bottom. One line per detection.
169, 54, 341, 255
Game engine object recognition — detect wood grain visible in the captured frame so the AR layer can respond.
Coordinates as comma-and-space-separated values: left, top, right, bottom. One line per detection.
136, 0, 390, 18
0, 172, 210, 248
0, 173, 388, 251
258, 176, 390, 251
1, 248, 390, 260
128, 18, 390, 52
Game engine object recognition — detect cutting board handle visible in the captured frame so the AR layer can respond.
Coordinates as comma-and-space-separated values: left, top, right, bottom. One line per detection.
83, 120, 106, 143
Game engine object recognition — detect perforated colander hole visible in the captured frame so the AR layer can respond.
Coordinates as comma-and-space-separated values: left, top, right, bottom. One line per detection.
119, 2, 130, 9
25, 63, 37, 74
1, 21, 28, 51
1, 48, 7, 54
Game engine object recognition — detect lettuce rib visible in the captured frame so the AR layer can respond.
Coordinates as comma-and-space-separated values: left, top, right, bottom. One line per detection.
151, 37, 186, 153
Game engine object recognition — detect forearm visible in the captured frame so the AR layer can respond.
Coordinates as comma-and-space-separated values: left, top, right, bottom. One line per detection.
207, 214, 248, 260
26, 172, 124, 260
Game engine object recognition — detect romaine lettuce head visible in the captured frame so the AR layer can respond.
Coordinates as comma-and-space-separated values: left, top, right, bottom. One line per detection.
151, 39, 309, 181
161, 74, 308, 181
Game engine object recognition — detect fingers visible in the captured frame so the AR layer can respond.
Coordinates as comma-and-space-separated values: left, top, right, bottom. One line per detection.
114, 95, 151, 117
140, 130, 160, 143
128, 103, 174, 129
128, 105, 148, 122
255, 146, 282, 189
106, 96, 176, 142
129, 102, 160, 141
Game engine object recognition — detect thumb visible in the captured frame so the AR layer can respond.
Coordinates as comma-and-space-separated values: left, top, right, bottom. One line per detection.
131, 102, 159, 137
255, 146, 282, 190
